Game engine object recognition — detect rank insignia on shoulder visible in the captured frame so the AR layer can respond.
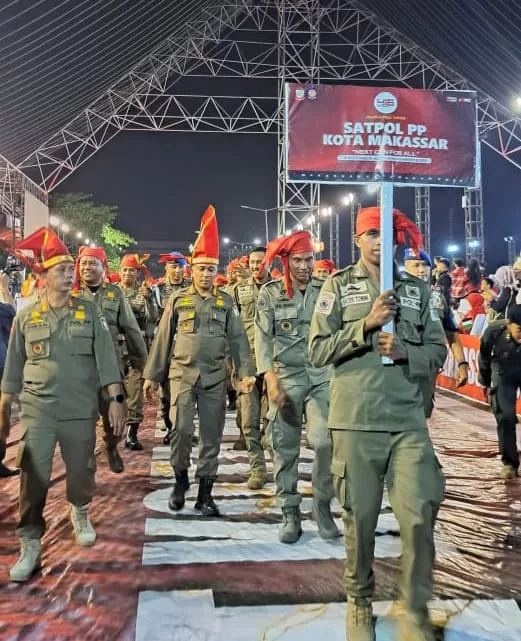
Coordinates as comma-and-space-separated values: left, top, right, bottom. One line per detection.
107, 291, 115, 299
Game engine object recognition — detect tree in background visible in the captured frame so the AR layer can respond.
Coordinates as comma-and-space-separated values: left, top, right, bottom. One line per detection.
49, 193, 135, 271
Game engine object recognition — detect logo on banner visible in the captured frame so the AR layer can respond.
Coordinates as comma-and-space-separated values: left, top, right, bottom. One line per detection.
295, 87, 305, 101
306, 86, 318, 100
374, 91, 398, 114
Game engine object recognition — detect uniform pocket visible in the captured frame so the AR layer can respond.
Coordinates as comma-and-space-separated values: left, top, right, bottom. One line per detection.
178, 310, 196, 334
209, 308, 226, 336
25, 325, 51, 360
331, 457, 347, 509
69, 322, 94, 355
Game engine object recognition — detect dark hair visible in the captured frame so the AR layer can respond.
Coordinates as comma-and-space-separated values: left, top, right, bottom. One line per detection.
250, 246, 267, 255
438, 258, 450, 268
467, 258, 481, 288
453, 257, 464, 267
481, 277, 494, 288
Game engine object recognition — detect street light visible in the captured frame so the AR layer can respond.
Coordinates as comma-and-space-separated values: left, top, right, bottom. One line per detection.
49, 215, 60, 226
253, 238, 261, 246
447, 244, 459, 253
223, 237, 230, 245
61, 223, 70, 233
240, 205, 278, 244
85, 238, 90, 245
76, 231, 82, 239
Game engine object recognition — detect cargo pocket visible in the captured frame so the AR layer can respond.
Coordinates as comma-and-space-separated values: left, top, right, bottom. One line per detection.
209, 308, 226, 336
331, 458, 347, 510
69, 323, 94, 355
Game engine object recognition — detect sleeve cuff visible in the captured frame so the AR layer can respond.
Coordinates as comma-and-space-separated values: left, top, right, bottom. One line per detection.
1, 381, 22, 394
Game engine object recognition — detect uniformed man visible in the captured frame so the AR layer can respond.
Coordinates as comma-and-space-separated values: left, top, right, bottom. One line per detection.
313, 258, 336, 281
254, 230, 339, 544
153, 251, 189, 318
152, 251, 189, 443
75, 245, 147, 473
309, 207, 446, 641
403, 248, 468, 417
144, 206, 255, 516
118, 253, 157, 450
232, 246, 271, 489
0, 227, 125, 582
478, 304, 521, 479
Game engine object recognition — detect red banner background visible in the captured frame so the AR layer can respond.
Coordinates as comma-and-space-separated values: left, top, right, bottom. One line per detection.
286, 84, 478, 186
436, 334, 521, 412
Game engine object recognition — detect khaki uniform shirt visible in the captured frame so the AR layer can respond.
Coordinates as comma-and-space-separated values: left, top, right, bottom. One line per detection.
254, 278, 330, 386
144, 285, 255, 387
76, 283, 147, 374
308, 260, 447, 431
1, 297, 121, 421
233, 277, 267, 361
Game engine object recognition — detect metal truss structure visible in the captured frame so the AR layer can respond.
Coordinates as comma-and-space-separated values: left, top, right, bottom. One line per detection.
463, 187, 484, 262
414, 187, 431, 256
7, 0, 521, 261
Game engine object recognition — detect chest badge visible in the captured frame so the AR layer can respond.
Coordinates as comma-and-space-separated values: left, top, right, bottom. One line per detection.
32, 343, 44, 355
107, 291, 115, 299
74, 305, 86, 320
216, 297, 224, 307
281, 320, 292, 332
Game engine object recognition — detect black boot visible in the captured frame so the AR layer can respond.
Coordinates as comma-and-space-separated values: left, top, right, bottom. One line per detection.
168, 469, 190, 511
163, 429, 172, 446
106, 445, 124, 473
125, 424, 143, 451
194, 478, 220, 516
0, 462, 19, 478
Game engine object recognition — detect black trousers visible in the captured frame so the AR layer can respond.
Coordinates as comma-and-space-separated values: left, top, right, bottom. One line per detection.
491, 373, 521, 469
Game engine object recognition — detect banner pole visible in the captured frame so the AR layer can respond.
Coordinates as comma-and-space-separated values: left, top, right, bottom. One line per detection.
380, 182, 394, 365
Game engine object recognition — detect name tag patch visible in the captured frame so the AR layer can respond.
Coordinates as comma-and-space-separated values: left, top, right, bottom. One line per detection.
341, 293, 371, 307
400, 296, 421, 311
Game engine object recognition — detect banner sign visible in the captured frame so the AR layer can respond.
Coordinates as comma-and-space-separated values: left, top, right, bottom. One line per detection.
436, 334, 521, 413
286, 84, 479, 187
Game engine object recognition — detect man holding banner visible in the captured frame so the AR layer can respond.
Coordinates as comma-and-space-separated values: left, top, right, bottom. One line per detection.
309, 207, 446, 641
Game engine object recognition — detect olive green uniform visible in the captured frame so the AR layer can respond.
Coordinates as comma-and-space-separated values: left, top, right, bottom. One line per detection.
1, 297, 121, 539
308, 261, 446, 615
153, 281, 188, 427
233, 277, 268, 475
76, 283, 147, 448
144, 285, 254, 479
118, 285, 157, 425
254, 278, 334, 509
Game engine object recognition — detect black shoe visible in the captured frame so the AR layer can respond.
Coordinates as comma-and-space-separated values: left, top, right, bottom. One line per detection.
125, 424, 143, 451
168, 469, 190, 511
192, 434, 199, 446
194, 478, 220, 516
232, 437, 246, 451
106, 446, 124, 473
163, 429, 172, 446
0, 462, 20, 478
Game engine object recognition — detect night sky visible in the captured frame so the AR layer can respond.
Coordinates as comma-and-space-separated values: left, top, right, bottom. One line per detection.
2, 0, 521, 271
58, 129, 521, 271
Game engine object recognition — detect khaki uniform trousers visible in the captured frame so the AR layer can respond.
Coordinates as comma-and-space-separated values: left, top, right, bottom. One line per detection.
169, 377, 226, 479
125, 367, 144, 425
238, 375, 267, 473
268, 380, 334, 509
17, 418, 97, 539
330, 428, 444, 612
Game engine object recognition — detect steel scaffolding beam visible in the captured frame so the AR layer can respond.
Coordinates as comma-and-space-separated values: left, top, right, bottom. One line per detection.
414, 187, 431, 255
463, 187, 484, 263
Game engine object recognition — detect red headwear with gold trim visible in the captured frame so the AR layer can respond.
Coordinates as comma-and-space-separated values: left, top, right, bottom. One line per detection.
258, 230, 314, 298
356, 207, 423, 255
314, 259, 336, 274
227, 258, 239, 275
238, 256, 249, 268
120, 253, 151, 283
191, 205, 219, 265
14, 226, 73, 273
74, 245, 110, 290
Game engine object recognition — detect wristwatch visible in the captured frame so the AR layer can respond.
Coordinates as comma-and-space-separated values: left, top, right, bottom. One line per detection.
109, 394, 125, 404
